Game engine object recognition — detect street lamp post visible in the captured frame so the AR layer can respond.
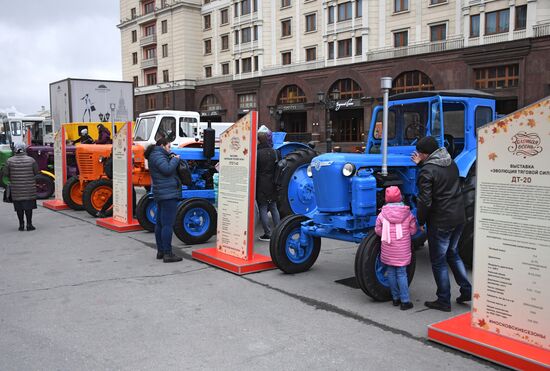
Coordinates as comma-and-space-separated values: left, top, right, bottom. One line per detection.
317, 89, 340, 153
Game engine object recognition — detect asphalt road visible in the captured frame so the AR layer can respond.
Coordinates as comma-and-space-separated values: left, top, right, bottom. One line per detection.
0, 193, 502, 371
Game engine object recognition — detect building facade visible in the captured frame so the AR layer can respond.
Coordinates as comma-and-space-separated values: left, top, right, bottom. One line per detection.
119, 0, 550, 149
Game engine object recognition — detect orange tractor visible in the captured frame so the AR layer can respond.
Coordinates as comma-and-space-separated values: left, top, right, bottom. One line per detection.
62, 144, 150, 217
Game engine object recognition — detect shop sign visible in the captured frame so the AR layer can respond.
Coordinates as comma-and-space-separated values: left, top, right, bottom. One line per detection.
335, 98, 361, 111
201, 111, 219, 117
472, 97, 550, 350
277, 103, 306, 112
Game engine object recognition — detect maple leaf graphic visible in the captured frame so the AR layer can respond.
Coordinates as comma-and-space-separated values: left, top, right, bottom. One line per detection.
478, 319, 486, 327
243, 148, 248, 155
479, 137, 485, 144
496, 328, 500, 334
527, 119, 536, 128
497, 121, 506, 128
488, 153, 497, 161
492, 127, 499, 134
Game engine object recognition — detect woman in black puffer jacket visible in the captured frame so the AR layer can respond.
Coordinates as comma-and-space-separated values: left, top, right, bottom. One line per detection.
144, 138, 182, 263
4, 143, 39, 231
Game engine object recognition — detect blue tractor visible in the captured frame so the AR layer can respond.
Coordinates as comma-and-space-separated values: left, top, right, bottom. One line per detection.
136, 132, 317, 245
269, 90, 496, 301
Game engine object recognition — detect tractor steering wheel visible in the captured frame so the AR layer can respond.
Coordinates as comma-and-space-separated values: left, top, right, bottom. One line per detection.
443, 134, 455, 157
405, 123, 425, 142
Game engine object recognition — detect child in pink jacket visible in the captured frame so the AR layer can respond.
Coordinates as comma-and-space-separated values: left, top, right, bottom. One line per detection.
375, 186, 418, 310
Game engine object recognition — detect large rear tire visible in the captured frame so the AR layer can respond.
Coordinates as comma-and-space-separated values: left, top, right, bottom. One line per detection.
35, 174, 55, 199
458, 166, 476, 268
82, 179, 113, 217
270, 214, 321, 274
136, 193, 156, 232
62, 176, 84, 210
276, 148, 318, 218
355, 233, 416, 301
173, 198, 217, 245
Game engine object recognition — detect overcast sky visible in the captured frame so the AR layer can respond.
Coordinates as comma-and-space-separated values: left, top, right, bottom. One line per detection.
0, 1, 122, 115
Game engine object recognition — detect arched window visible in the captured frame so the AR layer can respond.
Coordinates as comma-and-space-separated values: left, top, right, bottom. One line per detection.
200, 94, 222, 111
277, 85, 307, 105
329, 79, 363, 99
392, 71, 434, 94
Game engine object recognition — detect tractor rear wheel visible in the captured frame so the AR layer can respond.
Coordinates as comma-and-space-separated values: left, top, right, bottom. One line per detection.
276, 148, 318, 218
270, 214, 321, 274
83, 179, 113, 217
35, 174, 55, 199
174, 198, 217, 245
354, 233, 416, 301
62, 176, 84, 210
458, 167, 476, 268
136, 193, 157, 232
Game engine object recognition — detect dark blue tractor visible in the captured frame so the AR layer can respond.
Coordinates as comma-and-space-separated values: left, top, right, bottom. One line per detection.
136, 133, 317, 245
269, 91, 496, 301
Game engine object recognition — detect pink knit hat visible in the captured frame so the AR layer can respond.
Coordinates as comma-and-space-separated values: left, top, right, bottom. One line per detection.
385, 186, 402, 203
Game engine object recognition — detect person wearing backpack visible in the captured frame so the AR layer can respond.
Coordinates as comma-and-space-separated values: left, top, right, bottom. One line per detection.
256, 130, 281, 241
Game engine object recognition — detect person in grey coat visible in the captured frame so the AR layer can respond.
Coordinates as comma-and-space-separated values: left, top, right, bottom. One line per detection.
4, 143, 39, 231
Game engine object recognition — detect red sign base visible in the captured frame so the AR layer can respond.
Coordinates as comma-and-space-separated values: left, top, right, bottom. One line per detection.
192, 247, 276, 275
428, 313, 550, 370
42, 200, 70, 211
96, 217, 143, 233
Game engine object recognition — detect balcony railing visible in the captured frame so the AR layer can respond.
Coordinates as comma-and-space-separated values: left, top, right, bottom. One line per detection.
263, 60, 326, 76
534, 22, 550, 37
140, 34, 157, 46
366, 37, 464, 61
141, 57, 158, 69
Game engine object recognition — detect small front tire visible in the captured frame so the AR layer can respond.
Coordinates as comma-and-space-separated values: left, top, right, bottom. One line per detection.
82, 179, 113, 217
173, 198, 217, 245
62, 176, 84, 210
35, 174, 55, 199
136, 193, 157, 232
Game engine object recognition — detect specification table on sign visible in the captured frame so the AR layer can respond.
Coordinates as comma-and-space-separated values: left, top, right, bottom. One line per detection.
472, 99, 550, 350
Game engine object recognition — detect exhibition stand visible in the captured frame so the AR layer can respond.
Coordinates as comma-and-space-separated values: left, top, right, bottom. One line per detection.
192, 111, 276, 275
428, 98, 550, 369
43, 126, 69, 210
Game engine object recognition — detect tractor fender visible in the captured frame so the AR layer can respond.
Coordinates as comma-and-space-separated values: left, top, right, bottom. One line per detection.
455, 149, 476, 178
41, 170, 55, 180
274, 142, 310, 158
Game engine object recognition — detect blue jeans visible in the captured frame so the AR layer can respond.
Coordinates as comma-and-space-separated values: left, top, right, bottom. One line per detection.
386, 265, 410, 303
258, 201, 281, 236
155, 199, 178, 254
427, 224, 472, 305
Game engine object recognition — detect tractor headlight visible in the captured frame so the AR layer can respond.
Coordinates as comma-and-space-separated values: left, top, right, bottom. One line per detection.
306, 165, 313, 178
99, 156, 104, 163
342, 163, 356, 177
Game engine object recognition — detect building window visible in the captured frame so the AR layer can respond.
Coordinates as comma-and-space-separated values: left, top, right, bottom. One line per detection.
277, 85, 306, 104
356, 0, 362, 17
486, 9, 509, 35
430, 24, 446, 41
330, 79, 363, 99
147, 94, 156, 110
328, 41, 334, 59
239, 94, 257, 109
131, 7, 137, 19
132, 30, 137, 43
253, 0, 258, 12
222, 62, 230, 75
221, 35, 229, 50
144, 46, 156, 59
470, 14, 480, 37
162, 69, 169, 82
282, 51, 292, 65
392, 71, 435, 94
241, 0, 251, 15
161, 20, 168, 34
235, 60, 240, 74
254, 56, 259, 71
241, 27, 252, 43
204, 39, 212, 54
163, 92, 171, 108
394, 31, 408, 47
133, 76, 139, 87
204, 14, 211, 30
337, 39, 352, 58
220, 8, 229, 25
282, 19, 292, 37
144, 23, 156, 36
161, 0, 167, 8
242, 57, 252, 73
143, 1, 155, 15
515, 5, 527, 30
253, 25, 258, 40
234, 3, 239, 17
474, 64, 519, 89
355, 37, 362, 55
395, 0, 408, 13
145, 70, 157, 85
132, 52, 138, 65
430, 0, 446, 4
338, 2, 352, 22
234, 30, 239, 44
281, 0, 291, 7
200, 95, 222, 111
162, 44, 168, 57
205, 66, 212, 78
305, 14, 316, 32
305, 47, 316, 61
328, 6, 335, 24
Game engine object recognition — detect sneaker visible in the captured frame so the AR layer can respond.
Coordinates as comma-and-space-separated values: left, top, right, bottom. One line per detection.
392, 299, 401, 307
424, 300, 451, 312
259, 234, 271, 242
26, 225, 36, 231
456, 293, 472, 304
156, 252, 164, 260
400, 302, 414, 311
163, 253, 182, 263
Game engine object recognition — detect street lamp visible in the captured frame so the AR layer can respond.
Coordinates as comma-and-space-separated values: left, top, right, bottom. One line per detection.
318, 89, 340, 152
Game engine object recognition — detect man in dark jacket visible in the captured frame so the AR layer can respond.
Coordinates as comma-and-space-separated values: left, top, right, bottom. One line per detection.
73, 128, 94, 144
256, 131, 281, 241
96, 124, 111, 144
412, 136, 471, 312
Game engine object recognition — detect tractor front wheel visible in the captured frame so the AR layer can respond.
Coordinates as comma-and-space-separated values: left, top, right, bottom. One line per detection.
354, 233, 416, 301
136, 193, 157, 232
83, 179, 113, 217
270, 214, 321, 274
35, 174, 55, 199
173, 198, 217, 245
62, 176, 84, 210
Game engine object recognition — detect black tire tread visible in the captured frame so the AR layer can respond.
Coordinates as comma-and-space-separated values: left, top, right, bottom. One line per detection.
82, 178, 113, 217
136, 193, 155, 232
173, 198, 217, 245
35, 173, 55, 199
62, 176, 84, 210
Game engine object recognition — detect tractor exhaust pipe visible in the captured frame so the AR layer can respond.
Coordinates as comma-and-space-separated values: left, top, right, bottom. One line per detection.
380, 77, 392, 177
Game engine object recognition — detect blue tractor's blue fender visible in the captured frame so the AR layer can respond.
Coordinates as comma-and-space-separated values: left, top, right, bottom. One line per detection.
455, 148, 476, 178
